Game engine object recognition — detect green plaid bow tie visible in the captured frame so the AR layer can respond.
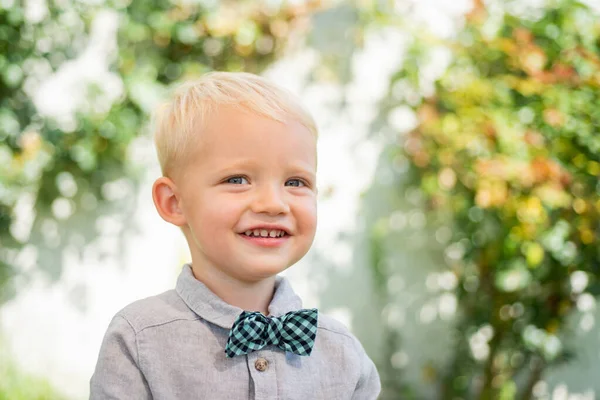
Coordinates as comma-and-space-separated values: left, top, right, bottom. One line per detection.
225, 308, 318, 358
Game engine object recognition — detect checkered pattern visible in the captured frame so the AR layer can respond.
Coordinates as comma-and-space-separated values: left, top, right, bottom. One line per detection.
225, 308, 318, 358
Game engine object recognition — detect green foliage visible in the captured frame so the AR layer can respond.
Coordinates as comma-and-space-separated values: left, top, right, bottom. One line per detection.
377, 0, 600, 397
0, 340, 66, 400
0, 0, 318, 300
0, 369, 65, 400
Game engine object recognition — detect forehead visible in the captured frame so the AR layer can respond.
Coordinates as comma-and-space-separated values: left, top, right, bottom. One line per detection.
194, 107, 317, 166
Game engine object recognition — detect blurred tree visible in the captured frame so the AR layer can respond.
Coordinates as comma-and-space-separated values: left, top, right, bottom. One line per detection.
0, 0, 321, 302
374, 0, 600, 398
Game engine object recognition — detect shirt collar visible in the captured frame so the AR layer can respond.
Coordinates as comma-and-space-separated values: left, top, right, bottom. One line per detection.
175, 264, 303, 329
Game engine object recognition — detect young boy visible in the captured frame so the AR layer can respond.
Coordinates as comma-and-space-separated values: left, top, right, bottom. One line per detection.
90, 71, 381, 399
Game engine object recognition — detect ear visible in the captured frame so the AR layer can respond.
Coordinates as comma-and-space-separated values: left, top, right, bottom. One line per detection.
152, 177, 187, 227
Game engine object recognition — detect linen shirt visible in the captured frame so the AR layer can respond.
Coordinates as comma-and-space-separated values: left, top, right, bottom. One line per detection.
90, 265, 381, 399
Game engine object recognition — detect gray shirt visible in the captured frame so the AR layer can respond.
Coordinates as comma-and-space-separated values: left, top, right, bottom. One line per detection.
90, 265, 381, 399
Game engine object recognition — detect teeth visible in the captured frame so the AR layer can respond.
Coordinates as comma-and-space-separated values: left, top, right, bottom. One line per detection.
244, 229, 286, 238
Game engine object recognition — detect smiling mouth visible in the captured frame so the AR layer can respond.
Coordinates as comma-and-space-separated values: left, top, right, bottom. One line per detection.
242, 229, 288, 238
238, 229, 290, 248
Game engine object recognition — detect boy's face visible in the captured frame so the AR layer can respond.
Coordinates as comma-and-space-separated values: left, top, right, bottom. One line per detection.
175, 106, 317, 285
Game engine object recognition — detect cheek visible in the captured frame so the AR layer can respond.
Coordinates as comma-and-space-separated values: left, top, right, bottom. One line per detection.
187, 195, 241, 234
201, 207, 238, 230
296, 197, 318, 233
192, 206, 239, 252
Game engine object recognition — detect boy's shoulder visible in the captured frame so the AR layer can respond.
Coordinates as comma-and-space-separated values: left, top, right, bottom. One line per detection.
317, 313, 361, 345
315, 313, 371, 361
115, 289, 198, 333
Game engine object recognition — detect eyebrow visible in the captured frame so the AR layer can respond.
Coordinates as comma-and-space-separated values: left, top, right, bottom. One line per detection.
212, 159, 259, 174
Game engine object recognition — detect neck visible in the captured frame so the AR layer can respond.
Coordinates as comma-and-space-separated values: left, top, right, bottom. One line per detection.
190, 263, 276, 315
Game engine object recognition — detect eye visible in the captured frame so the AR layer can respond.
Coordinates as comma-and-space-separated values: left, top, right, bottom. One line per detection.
285, 179, 305, 187
226, 176, 249, 185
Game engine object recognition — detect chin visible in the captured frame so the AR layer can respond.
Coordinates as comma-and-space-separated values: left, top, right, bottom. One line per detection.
242, 263, 291, 280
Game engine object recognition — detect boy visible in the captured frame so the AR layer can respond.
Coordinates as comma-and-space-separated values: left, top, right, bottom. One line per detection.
90, 71, 381, 399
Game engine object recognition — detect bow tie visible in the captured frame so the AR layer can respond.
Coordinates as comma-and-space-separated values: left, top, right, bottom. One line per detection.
225, 308, 318, 358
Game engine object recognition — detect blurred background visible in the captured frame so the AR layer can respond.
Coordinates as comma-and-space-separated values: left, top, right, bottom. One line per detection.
1, 0, 600, 399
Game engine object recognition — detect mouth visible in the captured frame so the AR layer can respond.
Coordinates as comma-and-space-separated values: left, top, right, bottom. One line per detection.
238, 227, 290, 247
241, 228, 289, 238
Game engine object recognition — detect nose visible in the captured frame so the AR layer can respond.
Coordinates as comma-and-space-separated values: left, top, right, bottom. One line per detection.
251, 184, 290, 215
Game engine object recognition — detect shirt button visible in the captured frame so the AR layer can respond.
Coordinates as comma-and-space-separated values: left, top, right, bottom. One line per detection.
254, 358, 268, 372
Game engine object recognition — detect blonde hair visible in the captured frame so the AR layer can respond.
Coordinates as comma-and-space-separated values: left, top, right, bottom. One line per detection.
152, 71, 318, 177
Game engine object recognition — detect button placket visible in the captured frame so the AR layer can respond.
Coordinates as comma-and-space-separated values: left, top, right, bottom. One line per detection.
248, 351, 277, 399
